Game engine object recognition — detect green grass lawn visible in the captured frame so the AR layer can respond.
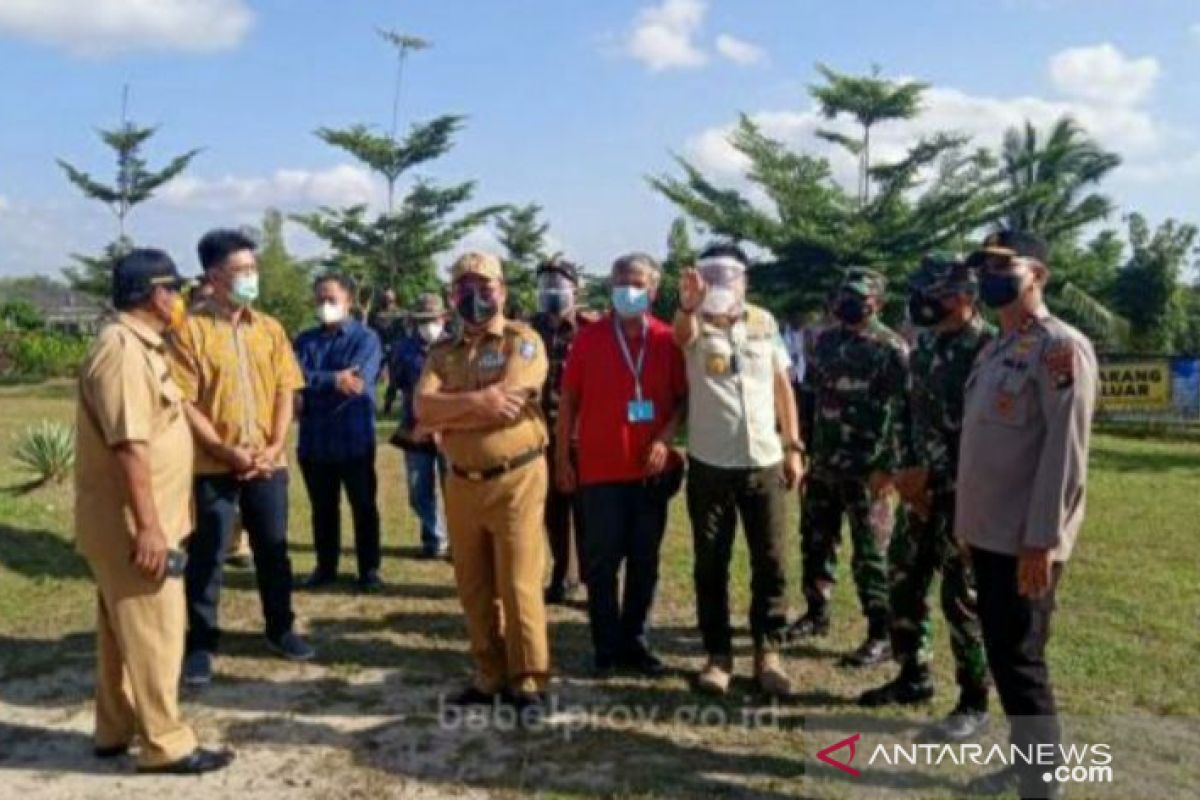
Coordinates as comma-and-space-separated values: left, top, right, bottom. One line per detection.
1, 379, 1198, 798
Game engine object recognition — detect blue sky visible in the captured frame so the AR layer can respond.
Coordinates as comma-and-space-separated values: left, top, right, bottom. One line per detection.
1, 0, 1199, 280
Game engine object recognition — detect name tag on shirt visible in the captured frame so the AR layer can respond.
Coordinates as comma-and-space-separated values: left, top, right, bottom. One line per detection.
628, 399, 655, 424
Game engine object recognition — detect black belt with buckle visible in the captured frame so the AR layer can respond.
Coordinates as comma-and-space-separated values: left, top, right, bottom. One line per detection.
450, 447, 544, 483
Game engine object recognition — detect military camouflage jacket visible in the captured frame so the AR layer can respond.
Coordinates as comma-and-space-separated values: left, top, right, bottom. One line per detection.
896, 314, 995, 488
810, 318, 909, 479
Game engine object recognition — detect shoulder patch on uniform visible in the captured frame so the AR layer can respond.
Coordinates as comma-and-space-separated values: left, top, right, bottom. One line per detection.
519, 339, 537, 360
1043, 341, 1076, 390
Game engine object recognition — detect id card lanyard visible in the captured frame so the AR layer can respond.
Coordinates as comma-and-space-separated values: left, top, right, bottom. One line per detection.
613, 314, 652, 422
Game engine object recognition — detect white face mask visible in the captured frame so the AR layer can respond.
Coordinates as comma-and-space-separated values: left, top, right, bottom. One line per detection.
317, 301, 347, 325
702, 286, 741, 316
417, 321, 444, 342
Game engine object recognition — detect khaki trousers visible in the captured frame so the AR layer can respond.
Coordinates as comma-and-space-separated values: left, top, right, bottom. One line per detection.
445, 459, 550, 694
87, 549, 197, 767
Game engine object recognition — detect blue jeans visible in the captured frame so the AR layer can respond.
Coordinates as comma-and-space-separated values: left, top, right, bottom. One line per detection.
404, 449, 446, 552
186, 470, 296, 653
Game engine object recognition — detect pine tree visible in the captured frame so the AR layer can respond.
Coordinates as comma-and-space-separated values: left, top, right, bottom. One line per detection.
295, 31, 503, 311
655, 217, 694, 317
58, 89, 200, 298
254, 209, 314, 335
496, 203, 550, 317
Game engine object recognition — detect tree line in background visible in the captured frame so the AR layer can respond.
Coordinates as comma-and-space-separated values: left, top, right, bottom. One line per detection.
26, 35, 1200, 355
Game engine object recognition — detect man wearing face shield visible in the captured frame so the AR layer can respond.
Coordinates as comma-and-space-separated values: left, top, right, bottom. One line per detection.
384, 293, 451, 559
858, 253, 994, 742
415, 251, 552, 712
74, 249, 233, 775
530, 255, 595, 605
791, 267, 907, 669
293, 273, 384, 591
675, 243, 804, 697
956, 231, 1097, 800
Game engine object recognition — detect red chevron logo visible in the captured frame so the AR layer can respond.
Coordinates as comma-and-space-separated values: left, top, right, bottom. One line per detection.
816, 733, 862, 777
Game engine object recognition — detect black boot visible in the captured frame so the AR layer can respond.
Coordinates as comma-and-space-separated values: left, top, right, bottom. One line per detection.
840, 615, 891, 668
858, 662, 934, 707
786, 607, 830, 641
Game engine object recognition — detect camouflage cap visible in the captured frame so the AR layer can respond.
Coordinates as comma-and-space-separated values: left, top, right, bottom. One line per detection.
409, 292, 446, 320
450, 251, 504, 283
840, 266, 886, 299
908, 251, 976, 296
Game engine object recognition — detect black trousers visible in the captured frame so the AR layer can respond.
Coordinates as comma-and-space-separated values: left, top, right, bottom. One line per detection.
687, 457, 789, 655
299, 452, 382, 578
972, 547, 1064, 799
545, 446, 586, 590
580, 479, 671, 662
186, 470, 296, 653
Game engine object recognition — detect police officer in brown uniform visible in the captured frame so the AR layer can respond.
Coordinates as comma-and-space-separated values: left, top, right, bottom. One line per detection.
75, 249, 232, 774
415, 251, 551, 711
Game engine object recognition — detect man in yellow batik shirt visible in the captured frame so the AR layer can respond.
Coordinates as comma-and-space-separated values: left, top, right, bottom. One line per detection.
168, 229, 314, 687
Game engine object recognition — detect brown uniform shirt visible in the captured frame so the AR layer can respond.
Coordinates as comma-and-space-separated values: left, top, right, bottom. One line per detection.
75, 314, 194, 558
416, 316, 549, 472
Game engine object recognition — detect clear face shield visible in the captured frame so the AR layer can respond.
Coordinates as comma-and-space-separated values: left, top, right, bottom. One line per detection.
698, 256, 747, 316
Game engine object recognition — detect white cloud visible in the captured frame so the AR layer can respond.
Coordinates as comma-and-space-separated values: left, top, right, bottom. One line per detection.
159, 165, 382, 212
1049, 43, 1160, 107
683, 81, 1164, 200
0, 0, 253, 57
715, 34, 765, 66
625, 0, 708, 72
0, 195, 10, 214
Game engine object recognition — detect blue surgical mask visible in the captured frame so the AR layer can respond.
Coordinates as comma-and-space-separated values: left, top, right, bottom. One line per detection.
231, 272, 259, 306
612, 286, 650, 318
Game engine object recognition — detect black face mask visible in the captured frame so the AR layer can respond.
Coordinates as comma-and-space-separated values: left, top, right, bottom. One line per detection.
980, 272, 1022, 309
456, 289, 499, 327
908, 292, 951, 327
835, 295, 869, 326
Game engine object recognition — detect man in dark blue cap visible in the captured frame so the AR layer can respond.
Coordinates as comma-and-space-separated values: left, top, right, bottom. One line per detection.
74, 248, 233, 774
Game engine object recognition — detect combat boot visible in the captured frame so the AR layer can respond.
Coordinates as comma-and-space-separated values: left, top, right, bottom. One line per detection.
840, 615, 891, 668
786, 607, 830, 641
923, 686, 989, 741
858, 662, 934, 707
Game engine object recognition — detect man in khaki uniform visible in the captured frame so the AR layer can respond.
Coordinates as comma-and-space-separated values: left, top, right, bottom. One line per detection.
415, 251, 551, 711
75, 249, 232, 775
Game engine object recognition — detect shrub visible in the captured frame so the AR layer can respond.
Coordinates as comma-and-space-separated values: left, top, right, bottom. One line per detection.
12, 420, 75, 486
2, 331, 90, 378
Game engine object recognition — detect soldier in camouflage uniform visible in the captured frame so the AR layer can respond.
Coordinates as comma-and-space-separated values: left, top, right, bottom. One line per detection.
858, 253, 994, 741
789, 267, 907, 668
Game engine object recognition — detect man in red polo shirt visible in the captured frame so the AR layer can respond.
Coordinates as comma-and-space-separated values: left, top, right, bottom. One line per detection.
556, 252, 687, 676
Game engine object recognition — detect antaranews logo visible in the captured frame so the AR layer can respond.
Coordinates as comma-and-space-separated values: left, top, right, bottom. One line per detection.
816, 733, 862, 778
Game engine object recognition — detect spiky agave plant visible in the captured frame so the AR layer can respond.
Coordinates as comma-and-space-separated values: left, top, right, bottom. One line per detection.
12, 420, 75, 487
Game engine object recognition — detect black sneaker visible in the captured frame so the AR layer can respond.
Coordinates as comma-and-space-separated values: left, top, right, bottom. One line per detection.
592, 655, 617, 679
620, 647, 667, 677
301, 570, 337, 589
787, 611, 830, 640
839, 636, 892, 668
503, 690, 548, 727
93, 744, 129, 759
267, 631, 316, 662
858, 673, 935, 707
357, 570, 384, 593
924, 706, 990, 741
182, 650, 213, 687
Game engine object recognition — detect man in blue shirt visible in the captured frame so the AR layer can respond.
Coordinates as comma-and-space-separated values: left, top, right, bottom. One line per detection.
294, 273, 384, 591
384, 293, 448, 558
